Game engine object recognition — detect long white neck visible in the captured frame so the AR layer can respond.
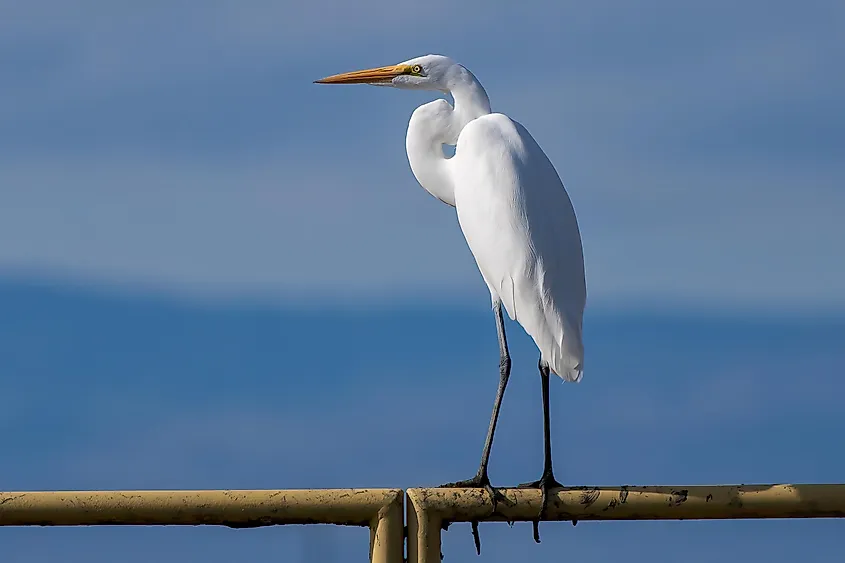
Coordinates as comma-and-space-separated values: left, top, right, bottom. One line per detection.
405, 66, 491, 207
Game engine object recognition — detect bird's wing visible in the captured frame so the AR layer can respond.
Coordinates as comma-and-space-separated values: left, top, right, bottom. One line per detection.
450, 113, 586, 381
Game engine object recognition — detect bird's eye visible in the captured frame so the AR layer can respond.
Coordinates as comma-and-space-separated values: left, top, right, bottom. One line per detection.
411, 65, 422, 75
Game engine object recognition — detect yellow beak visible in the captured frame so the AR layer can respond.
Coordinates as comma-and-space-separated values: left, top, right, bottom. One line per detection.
314, 64, 410, 85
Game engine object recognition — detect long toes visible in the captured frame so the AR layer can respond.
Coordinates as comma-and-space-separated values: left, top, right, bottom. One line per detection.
543, 477, 564, 491
483, 483, 497, 509
438, 477, 482, 488
471, 520, 482, 555
531, 520, 541, 544
539, 481, 562, 518
517, 480, 542, 489
534, 488, 551, 545
517, 475, 564, 544
540, 488, 552, 518
482, 484, 511, 513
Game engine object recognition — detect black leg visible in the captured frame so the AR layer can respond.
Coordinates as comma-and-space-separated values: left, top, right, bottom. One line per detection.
518, 355, 563, 543
439, 301, 511, 554
440, 301, 510, 498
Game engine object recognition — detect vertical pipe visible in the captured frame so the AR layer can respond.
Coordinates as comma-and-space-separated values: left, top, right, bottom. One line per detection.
406, 490, 441, 563
369, 490, 404, 563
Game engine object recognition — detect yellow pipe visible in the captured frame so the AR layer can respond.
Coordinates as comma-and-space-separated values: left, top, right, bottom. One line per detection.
0, 489, 404, 563
6, 484, 845, 563
369, 490, 404, 563
407, 484, 845, 563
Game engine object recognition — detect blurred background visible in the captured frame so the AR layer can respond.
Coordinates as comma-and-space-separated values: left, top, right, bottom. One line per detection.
2, 0, 843, 561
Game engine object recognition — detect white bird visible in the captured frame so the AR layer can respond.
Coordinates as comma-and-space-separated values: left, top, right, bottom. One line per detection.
316, 54, 586, 532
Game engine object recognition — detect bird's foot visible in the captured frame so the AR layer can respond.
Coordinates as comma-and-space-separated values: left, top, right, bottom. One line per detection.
518, 469, 564, 543
439, 471, 508, 513
439, 472, 508, 555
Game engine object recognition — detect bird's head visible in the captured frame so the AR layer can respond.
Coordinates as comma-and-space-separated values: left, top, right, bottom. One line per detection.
314, 54, 458, 92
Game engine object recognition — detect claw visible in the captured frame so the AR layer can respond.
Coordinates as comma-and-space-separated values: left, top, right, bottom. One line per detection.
439, 472, 508, 555
517, 470, 563, 543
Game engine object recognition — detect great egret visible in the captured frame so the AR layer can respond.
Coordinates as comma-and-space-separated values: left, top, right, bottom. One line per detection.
316, 54, 586, 541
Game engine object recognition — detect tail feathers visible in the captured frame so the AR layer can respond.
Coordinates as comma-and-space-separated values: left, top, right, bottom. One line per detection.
502, 281, 584, 382
543, 327, 584, 382
549, 347, 583, 382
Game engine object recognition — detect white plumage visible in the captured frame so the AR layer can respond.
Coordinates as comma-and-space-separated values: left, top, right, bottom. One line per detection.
450, 113, 585, 381
390, 54, 586, 381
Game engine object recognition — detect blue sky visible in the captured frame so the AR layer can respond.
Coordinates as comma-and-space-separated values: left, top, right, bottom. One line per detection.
2, 0, 843, 310
2, 1, 845, 561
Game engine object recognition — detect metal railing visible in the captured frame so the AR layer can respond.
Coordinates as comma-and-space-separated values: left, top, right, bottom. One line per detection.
0, 489, 404, 563
3, 484, 845, 562
406, 484, 845, 562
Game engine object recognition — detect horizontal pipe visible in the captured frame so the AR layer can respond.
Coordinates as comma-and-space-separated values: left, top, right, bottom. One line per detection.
408, 484, 845, 523
0, 489, 403, 528
407, 484, 845, 563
